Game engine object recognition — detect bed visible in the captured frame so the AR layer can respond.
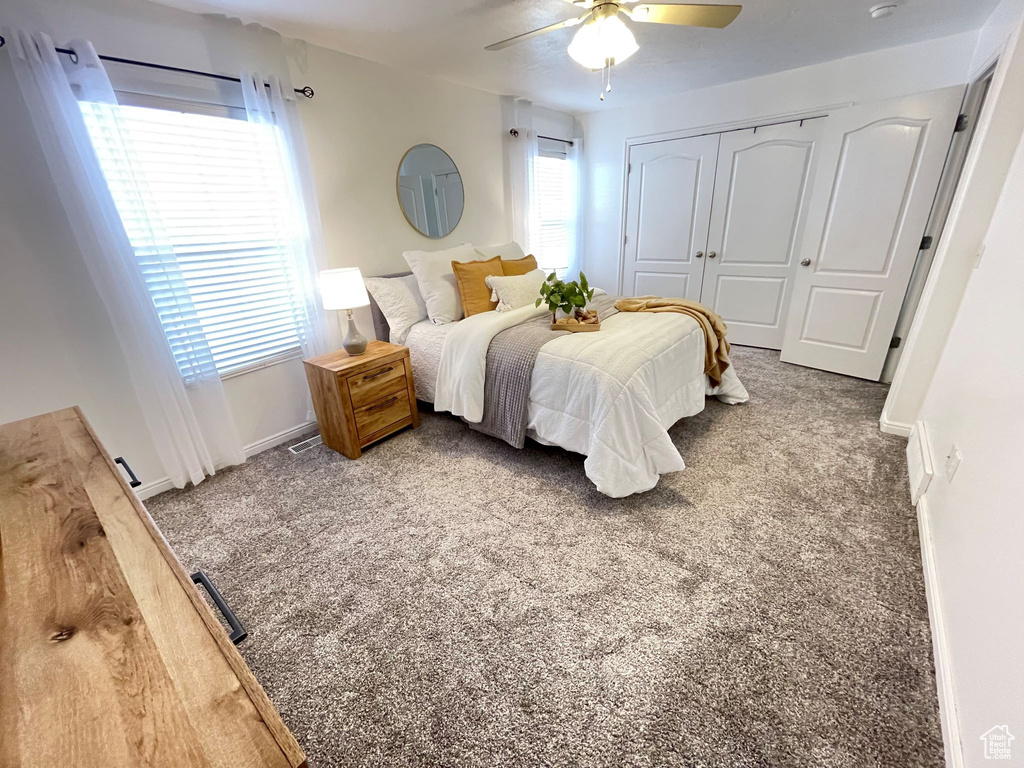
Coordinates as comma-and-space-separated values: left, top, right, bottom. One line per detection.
369, 274, 748, 498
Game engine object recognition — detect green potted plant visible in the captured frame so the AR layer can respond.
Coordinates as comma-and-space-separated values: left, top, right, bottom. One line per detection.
536, 272, 601, 331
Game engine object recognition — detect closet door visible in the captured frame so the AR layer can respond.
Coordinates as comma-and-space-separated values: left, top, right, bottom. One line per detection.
622, 135, 720, 300
780, 86, 963, 379
701, 121, 823, 349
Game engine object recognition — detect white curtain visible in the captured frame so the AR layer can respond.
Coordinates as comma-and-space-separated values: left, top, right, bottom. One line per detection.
240, 72, 330, 359
508, 98, 540, 254
7, 29, 245, 488
565, 136, 584, 279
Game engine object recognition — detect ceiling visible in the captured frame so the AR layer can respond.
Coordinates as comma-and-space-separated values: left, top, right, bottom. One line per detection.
145, 0, 998, 113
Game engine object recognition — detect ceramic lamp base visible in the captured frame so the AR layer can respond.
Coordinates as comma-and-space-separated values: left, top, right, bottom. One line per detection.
343, 309, 367, 355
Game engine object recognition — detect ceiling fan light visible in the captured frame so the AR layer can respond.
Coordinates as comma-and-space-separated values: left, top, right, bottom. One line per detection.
567, 14, 639, 70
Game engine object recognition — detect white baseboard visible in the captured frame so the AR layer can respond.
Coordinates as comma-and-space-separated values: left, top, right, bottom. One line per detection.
916, 495, 963, 768
135, 420, 318, 501
137, 477, 176, 500
880, 409, 913, 437
243, 420, 317, 458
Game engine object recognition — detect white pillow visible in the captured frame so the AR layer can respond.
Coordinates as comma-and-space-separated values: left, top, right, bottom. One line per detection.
364, 274, 427, 345
403, 243, 482, 324
485, 269, 547, 312
475, 241, 526, 261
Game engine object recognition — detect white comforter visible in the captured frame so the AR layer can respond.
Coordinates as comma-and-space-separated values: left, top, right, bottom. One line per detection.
434, 304, 749, 497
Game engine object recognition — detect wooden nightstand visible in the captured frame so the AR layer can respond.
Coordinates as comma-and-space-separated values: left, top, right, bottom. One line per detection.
303, 340, 419, 459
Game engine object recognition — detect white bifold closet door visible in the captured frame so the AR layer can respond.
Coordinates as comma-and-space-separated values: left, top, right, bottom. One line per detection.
780, 86, 963, 379
622, 123, 823, 349
622, 134, 720, 301
702, 121, 823, 348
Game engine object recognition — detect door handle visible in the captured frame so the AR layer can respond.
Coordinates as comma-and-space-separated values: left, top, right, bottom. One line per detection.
708, 251, 717, 259
694, 250, 703, 259
800, 258, 811, 267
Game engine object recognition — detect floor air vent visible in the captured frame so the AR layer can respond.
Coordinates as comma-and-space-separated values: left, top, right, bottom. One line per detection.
287, 434, 323, 454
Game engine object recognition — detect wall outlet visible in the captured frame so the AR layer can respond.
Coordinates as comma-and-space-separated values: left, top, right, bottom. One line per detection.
944, 444, 962, 482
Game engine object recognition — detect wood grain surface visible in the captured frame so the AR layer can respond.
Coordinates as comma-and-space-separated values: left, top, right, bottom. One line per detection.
355, 390, 411, 439
0, 408, 306, 768
347, 360, 407, 409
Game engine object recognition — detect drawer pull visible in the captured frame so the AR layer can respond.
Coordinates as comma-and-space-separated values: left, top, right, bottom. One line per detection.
191, 570, 248, 645
367, 396, 399, 412
363, 366, 394, 381
114, 456, 142, 488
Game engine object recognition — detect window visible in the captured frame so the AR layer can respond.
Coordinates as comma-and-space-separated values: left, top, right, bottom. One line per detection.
81, 100, 309, 379
533, 153, 572, 275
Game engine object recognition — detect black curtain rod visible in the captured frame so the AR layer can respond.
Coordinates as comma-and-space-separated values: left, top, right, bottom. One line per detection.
509, 128, 574, 147
0, 34, 315, 99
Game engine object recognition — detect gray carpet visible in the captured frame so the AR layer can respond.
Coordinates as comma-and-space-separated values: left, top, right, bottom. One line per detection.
148, 346, 942, 767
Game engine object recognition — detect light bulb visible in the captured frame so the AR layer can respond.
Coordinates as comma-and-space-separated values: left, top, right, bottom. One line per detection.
567, 14, 639, 70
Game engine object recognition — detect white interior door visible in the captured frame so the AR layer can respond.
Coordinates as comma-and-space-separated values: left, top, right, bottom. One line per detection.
702, 121, 823, 349
780, 86, 963, 379
398, 175, 428, 233
622, 134, 720, 301
433, 172, 464, 236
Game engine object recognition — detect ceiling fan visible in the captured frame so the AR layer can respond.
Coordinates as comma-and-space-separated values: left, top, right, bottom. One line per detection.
485, 1, 741, 100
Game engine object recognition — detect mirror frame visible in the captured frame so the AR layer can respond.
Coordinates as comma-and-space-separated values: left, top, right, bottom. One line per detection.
396, 144, 464, 239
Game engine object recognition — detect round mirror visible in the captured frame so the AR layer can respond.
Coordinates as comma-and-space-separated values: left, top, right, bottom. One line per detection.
397, 144, 464, 238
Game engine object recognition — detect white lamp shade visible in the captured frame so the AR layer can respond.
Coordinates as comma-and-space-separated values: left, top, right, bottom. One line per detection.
567, 15, 639, 70
319, 267, 369, 310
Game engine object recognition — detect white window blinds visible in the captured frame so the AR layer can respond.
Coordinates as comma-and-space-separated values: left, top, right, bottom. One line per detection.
80, 101, 309, 379
532, 153, 572, 275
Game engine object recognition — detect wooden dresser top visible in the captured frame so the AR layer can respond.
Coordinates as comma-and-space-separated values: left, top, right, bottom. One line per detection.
304, 339, 408, 375
0, 407, 306, 768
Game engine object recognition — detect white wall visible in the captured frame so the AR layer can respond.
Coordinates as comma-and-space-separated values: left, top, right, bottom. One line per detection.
578, 32, 978, 292
914, 121, 1024, 768
0, 0, 547, 494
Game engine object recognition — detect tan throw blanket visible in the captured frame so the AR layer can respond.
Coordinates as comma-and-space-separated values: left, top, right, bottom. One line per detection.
614, 296, 731, 386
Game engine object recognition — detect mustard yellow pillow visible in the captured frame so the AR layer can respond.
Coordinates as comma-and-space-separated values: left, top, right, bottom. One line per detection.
452, 255, 503, 316
501, 254, 538, 276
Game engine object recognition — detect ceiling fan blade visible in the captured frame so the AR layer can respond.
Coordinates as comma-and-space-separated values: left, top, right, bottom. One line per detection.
485, 14, 589, 51
627, 3, 742, 28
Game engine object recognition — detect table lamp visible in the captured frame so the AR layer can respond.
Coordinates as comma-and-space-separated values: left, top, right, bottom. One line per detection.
319, 267, 370, 355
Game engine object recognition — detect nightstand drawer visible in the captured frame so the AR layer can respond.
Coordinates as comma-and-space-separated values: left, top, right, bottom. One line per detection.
355, 390, 411, 440
347, 360, 407, 409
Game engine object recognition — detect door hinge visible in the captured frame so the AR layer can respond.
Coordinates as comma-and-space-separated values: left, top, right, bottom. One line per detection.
920, 235, 933, 250
954, 113, 970, 132
627, 163, 631, 174
890, 335, 902, 349
623, 234, 628, 245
